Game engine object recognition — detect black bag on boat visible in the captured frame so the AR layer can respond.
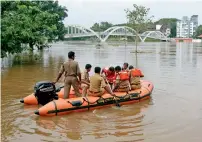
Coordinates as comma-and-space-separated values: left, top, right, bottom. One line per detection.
34, 81, 58, 105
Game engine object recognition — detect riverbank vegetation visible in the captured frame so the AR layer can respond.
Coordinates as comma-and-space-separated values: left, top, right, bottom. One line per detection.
91, 22, 113, 32
90, 18, 178, 39
194, 25, 202, 38
2, 1, 201, 59
1, 0, 68, 58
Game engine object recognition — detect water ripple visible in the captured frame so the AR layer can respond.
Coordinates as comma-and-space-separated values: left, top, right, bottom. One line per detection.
1, 42, 202, 142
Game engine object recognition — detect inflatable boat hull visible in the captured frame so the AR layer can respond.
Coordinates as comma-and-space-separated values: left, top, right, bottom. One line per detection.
35, 80, 154, 116
21, 87, 80, 105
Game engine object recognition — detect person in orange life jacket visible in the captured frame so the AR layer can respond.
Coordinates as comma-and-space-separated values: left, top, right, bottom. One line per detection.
112, 66, 130, 92
128, 65, 142, 90
101, 66, 116, 88
122, 62, 129, 72
129, 65, 144, 77
88, 67, 114, 97
81, 64, 92, 97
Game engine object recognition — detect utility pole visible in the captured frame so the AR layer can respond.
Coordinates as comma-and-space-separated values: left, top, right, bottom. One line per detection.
124, 27, 127, 62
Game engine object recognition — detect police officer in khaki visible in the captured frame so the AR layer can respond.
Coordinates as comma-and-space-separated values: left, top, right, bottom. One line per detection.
54, 51, 81, 98
81, 64, 92, 96
88, 67, 114, 97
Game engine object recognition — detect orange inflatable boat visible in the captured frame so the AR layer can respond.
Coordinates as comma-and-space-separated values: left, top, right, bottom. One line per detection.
34, 80, 154, 116
20, 86, 79, 105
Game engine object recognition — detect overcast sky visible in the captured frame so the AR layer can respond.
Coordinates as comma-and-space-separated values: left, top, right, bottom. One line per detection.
58, 0, 202, 28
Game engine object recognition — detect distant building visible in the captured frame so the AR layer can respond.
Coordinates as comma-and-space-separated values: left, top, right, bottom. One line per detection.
190, 15, 198, 34
176, 15, 198, 38
156, 25, 162, 31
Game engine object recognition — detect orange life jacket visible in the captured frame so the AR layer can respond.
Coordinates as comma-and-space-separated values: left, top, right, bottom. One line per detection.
131, 69, 144, 77
119, 71, 129, 80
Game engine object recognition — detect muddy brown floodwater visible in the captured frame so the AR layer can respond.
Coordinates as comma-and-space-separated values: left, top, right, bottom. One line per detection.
1, 42, 202, 142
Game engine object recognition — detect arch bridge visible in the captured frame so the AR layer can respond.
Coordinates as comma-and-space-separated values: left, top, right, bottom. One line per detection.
65, 25, 168, 42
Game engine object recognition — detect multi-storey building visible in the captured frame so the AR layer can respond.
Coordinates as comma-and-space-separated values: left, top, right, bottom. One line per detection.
190, 15, 199, 34
176, 15, 198, 38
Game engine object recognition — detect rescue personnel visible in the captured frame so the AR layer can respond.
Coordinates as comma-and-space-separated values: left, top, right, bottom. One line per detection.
81, 64, 92, 96
128, 65, 143, 90
101, 66, 116, 88
54, 51, 81, 99
122, 62, 129, 72
88, 67, 114, 97
113, 66, 130, 92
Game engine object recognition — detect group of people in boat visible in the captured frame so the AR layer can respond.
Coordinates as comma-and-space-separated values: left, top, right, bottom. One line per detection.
54, 51, 144, 99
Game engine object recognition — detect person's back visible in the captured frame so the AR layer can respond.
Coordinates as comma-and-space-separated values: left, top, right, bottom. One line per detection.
89, 74, 103, 93
128, 65, 141, 90
54, 51, 81, 98
63, 60, 80, 77
88, 67, 114, 97
113, 66, 130, 92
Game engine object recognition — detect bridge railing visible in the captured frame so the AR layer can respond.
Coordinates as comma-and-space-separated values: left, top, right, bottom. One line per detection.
65, 25, 168, 42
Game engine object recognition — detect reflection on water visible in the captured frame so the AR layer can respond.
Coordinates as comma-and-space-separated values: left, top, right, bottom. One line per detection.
1, 42, 202, 142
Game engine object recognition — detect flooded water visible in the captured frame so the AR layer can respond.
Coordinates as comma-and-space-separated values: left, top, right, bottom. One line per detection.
1, 42, 202, 142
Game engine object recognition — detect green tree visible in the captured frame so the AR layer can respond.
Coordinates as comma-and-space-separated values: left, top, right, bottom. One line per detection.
155, 18, 178, 37
99, 22, 113, 31
169, 23, 176, 38
194, 25, 202, 38
90, 21, 113, 32
36, 1, 68, 41
154, 18, 178, 25
91, 23, 101, 32
125, 4, 153, 52
1, 0, 68, 58
113, 23, 127, 27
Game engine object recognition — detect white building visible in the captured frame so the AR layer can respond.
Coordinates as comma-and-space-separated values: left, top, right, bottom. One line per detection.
156, 25, 162, 31
176, 15, 198, 38
191, 15, 198, 34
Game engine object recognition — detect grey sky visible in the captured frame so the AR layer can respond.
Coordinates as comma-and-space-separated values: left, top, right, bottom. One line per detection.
58, 0, 202, 28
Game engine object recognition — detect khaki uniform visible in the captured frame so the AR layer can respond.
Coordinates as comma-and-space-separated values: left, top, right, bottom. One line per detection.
81, 69, 90, 96
129, 71, 141, 90
114, 74, 130, 92
88, 73, 107, 97
59, 59, 81, 98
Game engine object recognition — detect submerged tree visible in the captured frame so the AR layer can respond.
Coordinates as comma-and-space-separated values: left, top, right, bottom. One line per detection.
1, 0, 68, 58
125, 4, 153, 52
